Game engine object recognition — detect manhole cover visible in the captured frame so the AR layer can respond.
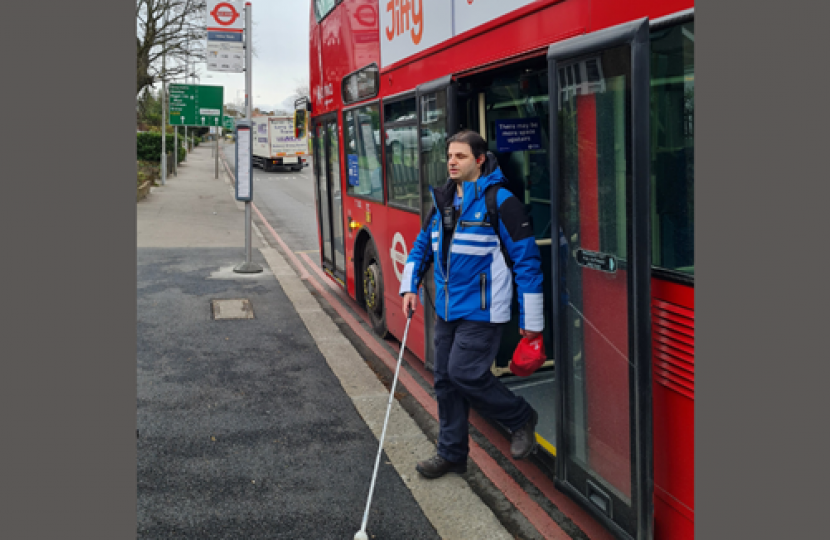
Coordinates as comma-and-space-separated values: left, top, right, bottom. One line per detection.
211, 299, 254, 320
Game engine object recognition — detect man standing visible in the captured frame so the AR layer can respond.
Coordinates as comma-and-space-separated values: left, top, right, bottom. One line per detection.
400, 130, 544, 479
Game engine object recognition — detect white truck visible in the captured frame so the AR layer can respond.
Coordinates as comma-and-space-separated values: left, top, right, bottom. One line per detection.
252, 115, 308, 172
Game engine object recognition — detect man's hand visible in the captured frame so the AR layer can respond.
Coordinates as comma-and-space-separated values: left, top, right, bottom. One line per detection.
519, 329, 541, 341
402, 293, 418, 317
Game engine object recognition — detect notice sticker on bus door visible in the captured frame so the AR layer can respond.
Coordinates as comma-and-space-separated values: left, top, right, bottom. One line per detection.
495, 118, 542, 152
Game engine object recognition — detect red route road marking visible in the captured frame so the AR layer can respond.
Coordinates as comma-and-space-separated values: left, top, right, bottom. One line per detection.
298, 252, 372, 326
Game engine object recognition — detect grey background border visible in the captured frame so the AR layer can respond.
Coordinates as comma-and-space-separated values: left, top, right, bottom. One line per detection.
0, 1, 136, 537
699, 1, 827, 538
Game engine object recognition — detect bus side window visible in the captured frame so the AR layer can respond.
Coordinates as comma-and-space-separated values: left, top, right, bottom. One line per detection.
650, 21, 694, 276
343, 104, 383, 202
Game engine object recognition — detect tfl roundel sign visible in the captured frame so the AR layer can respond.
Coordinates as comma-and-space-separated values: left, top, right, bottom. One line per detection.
207, 0, 244, 31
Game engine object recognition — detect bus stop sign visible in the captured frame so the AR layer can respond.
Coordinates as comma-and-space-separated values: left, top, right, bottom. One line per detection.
207, 1, 243, 30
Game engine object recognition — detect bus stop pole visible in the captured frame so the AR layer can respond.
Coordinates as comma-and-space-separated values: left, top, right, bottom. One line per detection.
215, 118, 219, 179
234, 2, 262, 274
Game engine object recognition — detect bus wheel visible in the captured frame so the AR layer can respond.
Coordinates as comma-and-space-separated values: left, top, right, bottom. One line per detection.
362, 242, 388, 338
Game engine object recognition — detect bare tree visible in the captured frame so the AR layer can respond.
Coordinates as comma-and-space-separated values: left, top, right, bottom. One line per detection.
293, 81, 310, 100
137, 0, 207, 97
280, 78, 310, 110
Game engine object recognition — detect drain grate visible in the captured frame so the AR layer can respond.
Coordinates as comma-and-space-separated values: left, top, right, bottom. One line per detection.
211, 299, 254, 320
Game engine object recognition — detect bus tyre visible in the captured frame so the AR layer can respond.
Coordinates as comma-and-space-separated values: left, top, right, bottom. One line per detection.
362, 242, 388, 338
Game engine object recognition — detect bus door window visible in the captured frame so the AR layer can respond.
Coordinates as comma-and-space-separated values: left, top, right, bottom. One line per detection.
328, 119, 346, 275
558, 45, 634, 499
315, 122, 333, 267
384, 96, 420, 210
343, 104, 383, 202
419, 90, 450, 212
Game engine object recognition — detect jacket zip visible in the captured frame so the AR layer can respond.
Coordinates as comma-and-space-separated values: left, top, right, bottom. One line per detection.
480, 273, 486, 309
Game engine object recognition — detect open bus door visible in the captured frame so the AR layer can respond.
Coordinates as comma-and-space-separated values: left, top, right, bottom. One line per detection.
548, 19, 654, 540
415, 75, 457, 371
312, 114, 347, 284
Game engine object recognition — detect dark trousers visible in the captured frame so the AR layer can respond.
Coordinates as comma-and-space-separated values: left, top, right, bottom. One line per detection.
433, 317, 533, 463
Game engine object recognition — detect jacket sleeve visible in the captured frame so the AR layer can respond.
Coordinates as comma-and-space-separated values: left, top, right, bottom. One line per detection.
399, 217, 435, 296
496, 191, 544, 332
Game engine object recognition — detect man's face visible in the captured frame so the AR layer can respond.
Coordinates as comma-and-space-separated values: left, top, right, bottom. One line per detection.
447, 142, 485, 184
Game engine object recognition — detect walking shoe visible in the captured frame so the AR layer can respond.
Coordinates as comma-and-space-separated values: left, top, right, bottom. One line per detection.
510, 408, 539, 459
415, 455, 467, 479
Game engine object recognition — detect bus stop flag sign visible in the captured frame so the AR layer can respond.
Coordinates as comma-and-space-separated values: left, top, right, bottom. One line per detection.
207, 1, 244, 72
207, 1, 243, 30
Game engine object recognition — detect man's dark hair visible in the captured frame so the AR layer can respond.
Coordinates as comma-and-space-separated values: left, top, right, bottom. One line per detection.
446, 129, 487, 161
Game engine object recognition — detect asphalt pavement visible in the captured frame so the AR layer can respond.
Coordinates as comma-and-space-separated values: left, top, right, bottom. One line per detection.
137, 143, 513, 539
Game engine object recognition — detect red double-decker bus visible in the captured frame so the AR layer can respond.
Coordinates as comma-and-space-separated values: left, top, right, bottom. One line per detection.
305, 1, 693, 538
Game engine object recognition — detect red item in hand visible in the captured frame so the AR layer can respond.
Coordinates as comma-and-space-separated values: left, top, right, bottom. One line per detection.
509, 334, 546, 377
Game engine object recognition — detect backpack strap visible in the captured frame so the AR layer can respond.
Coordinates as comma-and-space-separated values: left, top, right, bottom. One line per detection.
421, 206, 436, 231
484, 185, 514, 269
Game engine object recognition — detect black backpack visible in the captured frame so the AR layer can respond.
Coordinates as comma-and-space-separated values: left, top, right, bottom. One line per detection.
482, 152, 527, 269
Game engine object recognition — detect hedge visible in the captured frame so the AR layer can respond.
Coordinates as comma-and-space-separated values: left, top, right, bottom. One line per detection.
137, 132, 185, 163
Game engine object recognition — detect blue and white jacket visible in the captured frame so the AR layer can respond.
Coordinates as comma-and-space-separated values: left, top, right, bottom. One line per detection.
399, 163, 544, 331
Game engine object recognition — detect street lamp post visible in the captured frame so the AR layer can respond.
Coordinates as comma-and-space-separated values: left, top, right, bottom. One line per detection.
184, 64, 189, 160
173, 113, 178, 176
160, 35, 166, 186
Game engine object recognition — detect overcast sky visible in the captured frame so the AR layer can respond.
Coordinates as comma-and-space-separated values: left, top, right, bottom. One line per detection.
197, 0, 311, 113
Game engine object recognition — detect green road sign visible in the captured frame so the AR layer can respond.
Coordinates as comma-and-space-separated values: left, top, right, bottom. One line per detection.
168, 84, 224, 127
222, 116, 236, 131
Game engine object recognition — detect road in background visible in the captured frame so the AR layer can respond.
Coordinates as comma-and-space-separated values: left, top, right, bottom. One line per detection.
221, 143, 318, 255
